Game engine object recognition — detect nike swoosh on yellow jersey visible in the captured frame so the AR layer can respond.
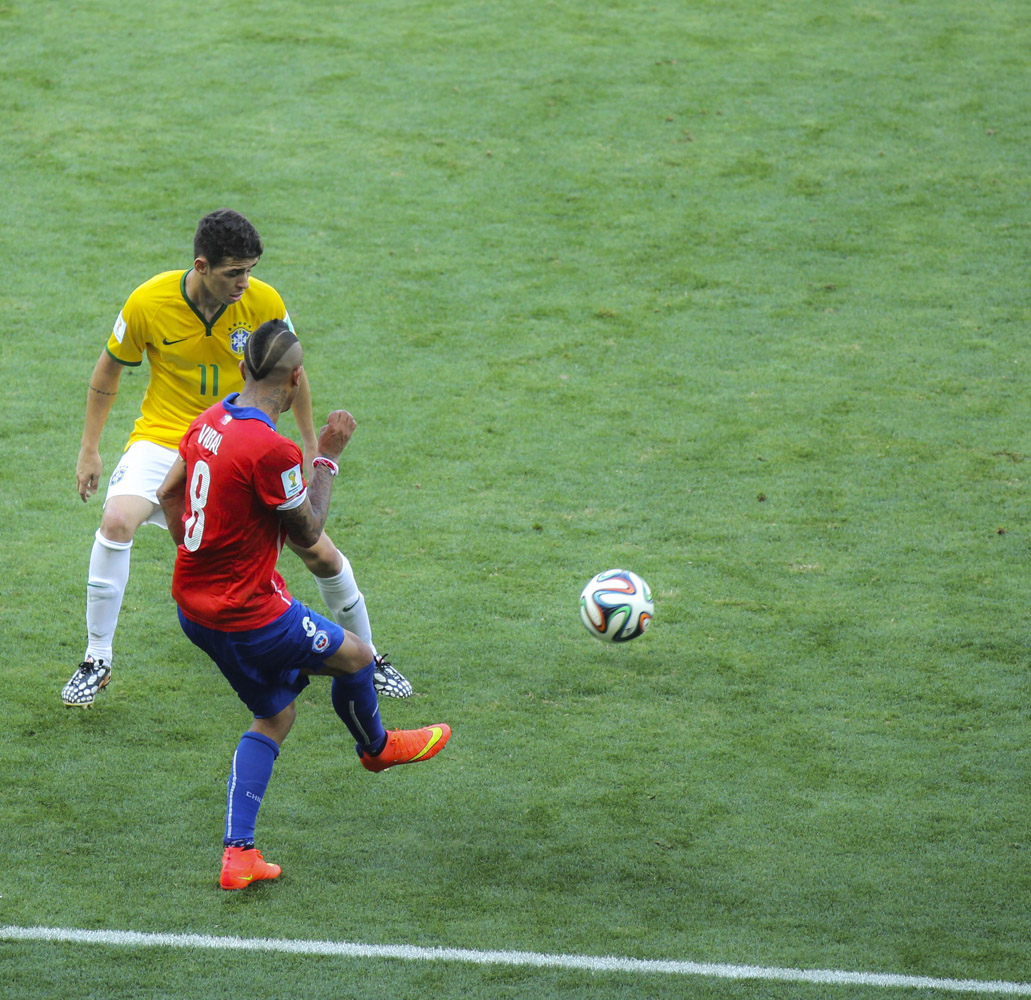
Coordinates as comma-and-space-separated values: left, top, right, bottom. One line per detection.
162, 336, 189, 345
410, 726, 445, 761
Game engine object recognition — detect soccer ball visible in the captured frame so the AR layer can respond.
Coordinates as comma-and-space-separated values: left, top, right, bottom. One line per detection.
579, 569, 654, 643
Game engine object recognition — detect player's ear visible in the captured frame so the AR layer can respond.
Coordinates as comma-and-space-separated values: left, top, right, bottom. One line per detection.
194, 256, 209, 275
291, 365, 303, 387
239, 360, 247, 381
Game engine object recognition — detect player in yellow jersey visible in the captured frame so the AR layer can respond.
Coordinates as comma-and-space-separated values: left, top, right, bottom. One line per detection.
63, 209, 412, 706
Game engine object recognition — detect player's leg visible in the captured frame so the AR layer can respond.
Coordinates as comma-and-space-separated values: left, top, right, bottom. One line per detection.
286, 532, 412, 698
287, 534, 374, 644
62, 495, 155, 706
305, 629, 388, 753
305, 627, 450, 773
219, 705, 296, 890
89, 493, 155, 653
63, 442, 174, 707
224, 719, 290, 849
175, 612, 302, 890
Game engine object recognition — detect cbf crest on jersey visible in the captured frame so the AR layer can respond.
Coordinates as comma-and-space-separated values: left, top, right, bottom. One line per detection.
228, 326, 251, 355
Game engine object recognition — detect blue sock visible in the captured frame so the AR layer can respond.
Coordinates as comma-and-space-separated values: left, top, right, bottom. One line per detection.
224, 731, 280, 847
331, 661, 387, 753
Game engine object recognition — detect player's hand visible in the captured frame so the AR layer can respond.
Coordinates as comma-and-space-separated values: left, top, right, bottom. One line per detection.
76, 447, 103, 502
316, 410, 356, 461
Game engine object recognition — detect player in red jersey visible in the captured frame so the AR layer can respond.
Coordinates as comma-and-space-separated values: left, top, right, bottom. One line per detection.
171, 390, 305, 631
158, 319, 450, 890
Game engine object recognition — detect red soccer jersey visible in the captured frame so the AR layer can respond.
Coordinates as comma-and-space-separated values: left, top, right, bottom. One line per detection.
172, 394, 308, 630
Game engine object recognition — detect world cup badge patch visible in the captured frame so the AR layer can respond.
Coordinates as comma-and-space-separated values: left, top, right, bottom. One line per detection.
281, 464, 304, 499
229, 326, 251, 355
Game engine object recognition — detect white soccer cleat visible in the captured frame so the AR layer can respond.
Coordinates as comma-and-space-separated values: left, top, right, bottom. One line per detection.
61, 656, 111, 707
372, 655, 413, 698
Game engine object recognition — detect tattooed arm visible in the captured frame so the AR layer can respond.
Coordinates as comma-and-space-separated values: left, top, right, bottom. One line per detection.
279, 409, 355, 549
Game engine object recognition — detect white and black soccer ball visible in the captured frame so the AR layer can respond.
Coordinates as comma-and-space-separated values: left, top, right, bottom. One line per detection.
579, 569, 654, 643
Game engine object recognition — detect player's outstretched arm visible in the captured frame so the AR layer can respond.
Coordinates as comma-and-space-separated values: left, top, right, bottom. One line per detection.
77, 351, 123, 502
279, 410, 355, 549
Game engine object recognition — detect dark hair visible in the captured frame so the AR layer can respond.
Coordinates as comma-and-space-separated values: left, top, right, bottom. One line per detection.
245, 319, 299, 381
193, 209, 263, 266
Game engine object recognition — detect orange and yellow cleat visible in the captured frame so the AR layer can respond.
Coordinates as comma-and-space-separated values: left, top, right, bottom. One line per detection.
219, 846, 282, 890
359, 724, 451, 773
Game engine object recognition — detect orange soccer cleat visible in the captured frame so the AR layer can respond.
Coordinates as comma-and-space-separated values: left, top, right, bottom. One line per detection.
359, 724, 451, 773
219, 846, 282, 890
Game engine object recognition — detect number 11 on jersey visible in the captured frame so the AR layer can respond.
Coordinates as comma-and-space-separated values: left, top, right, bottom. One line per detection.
198, 364, 219, 396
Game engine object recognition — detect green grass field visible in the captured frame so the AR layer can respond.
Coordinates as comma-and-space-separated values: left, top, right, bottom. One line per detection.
2, 1, 1029, 997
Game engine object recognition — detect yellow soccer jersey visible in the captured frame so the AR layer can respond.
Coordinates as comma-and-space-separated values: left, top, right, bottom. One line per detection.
106, 270, 295, 450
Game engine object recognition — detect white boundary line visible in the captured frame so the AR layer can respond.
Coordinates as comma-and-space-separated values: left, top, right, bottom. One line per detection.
2, 925, 1029, 995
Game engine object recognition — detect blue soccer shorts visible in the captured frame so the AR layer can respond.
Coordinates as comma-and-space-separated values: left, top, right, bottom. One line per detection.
178, 599, 345, 718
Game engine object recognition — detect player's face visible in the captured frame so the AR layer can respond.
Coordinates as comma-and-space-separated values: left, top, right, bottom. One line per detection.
196, 256, 259, 306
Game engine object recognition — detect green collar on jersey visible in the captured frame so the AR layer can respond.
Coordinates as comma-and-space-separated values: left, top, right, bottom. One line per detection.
181, 269, 227, 336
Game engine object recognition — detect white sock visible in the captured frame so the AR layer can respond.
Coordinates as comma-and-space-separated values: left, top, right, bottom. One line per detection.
85, 530, 133, 665
314, 551, 377, 654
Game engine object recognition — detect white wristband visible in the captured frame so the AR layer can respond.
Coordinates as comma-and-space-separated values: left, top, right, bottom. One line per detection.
312, 457, 339, 477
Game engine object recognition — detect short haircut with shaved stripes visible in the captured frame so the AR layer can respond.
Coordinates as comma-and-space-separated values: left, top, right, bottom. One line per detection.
244, 320, 300, 381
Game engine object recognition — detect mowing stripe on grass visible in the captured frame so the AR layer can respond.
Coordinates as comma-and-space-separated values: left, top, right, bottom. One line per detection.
1, 925, 1028, 994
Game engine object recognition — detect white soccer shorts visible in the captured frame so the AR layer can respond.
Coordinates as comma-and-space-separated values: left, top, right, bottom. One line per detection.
104, 439, 178, 528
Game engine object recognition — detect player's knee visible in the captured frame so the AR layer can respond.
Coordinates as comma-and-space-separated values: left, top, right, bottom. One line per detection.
347, 634, 374, 668
276, 702, 298, 735
252, 704, 296, 746
98, 508, 144, 543
322, 633, 374, 676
